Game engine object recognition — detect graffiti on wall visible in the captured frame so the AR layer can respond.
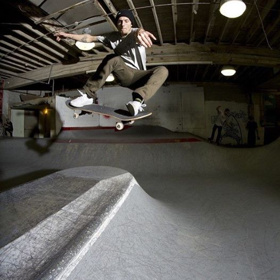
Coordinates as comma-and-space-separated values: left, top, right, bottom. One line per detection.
210, 109, 247, 145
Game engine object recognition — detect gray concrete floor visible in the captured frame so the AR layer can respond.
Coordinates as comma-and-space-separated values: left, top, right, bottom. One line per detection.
0, 126, 280, 279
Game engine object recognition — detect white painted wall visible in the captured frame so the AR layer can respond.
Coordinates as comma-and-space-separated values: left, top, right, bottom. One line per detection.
3, 85, 263, 145
57, 84, 205, 134
11, 109, 24, 137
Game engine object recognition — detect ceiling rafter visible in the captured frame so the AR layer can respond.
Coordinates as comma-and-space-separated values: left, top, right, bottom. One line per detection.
231, 3, 254, 45
126, 0, 143, 28
218, 19, 229, 44
0, 45, 46, 68
11, 29, 63, 60
3, 34, 56, 65
148, 0, 163, 45
20, 23, 70, 53
1, 58, 35, 72
171, 0, 178, 44
203, 1, 219, 43
245, 0, 277, 44
93, 1, 118, 31
3, 42, 280, 89
256, 15, 280, 47
5, 0, 80, 60
1, 0, 279, 90
0, 62, 30, 73
34, 0, 93, 25
0, 50, 43, 70
102, 0, 118, 16
190, 0, 199, 44
0, 41, 49, 70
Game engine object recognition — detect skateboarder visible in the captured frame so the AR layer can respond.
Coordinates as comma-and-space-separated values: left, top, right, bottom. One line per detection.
55, 10, 168, 116
208, 106, 230, 145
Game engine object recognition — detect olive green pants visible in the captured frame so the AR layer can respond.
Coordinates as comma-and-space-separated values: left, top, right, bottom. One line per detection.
83, 55, 168, 101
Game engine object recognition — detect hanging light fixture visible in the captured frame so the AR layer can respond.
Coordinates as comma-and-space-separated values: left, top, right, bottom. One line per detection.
219, 0, 246, 18
221, 66, 236, 76
75, 41, 95, 51
75, 28, 95, 51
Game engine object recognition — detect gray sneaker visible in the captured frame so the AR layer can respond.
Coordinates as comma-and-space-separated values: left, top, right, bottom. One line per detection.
126, 101, 146, 116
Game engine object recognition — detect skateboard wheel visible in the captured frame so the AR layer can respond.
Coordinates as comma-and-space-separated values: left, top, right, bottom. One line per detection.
73, 113, 79, 119
116, 122, 124, 130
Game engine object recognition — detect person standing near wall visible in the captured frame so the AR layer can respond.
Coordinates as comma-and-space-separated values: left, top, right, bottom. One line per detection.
208, 106, 230, 145
246, 116, 259, 147
0, 117, 4, 137
4, 118, 13, 137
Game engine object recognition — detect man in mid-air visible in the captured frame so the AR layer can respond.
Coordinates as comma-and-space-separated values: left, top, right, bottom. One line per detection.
55, 10, 168, 116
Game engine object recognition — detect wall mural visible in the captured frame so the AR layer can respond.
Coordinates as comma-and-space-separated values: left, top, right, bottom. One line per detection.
210, 109, 247, 146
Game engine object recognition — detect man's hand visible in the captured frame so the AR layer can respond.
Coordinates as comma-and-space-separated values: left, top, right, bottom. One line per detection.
136, 29, 156, 48
54, 31, 69, 42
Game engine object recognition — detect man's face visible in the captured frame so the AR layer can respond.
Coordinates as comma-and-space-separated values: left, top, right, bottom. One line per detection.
117, 16, 132, 36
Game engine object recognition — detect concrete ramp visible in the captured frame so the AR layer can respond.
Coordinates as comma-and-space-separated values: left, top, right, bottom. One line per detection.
0, 167, 137, 280
66, 182, 193, 280
0, 128, 280, 279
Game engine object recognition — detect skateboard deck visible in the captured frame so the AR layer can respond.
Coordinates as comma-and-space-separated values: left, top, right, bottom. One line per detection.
66, 101, 152, 130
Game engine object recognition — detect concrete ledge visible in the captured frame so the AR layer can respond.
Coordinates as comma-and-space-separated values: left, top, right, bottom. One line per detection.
0, 166, 137, 280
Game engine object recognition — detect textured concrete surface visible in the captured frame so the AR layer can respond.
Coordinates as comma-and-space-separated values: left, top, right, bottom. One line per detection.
0, 126, 279, 279
0, 167, 135, 280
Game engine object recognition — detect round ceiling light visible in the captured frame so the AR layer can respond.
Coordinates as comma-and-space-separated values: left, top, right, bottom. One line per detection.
221, 66, 236, 76
219, 0, 246, 18
75, 41, 95, 51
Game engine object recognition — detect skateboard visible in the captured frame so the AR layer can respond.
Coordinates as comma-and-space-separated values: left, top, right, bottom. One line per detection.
66, 101, 152, 130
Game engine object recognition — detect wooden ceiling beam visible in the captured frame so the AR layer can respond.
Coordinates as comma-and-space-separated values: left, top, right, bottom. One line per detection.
190, 0, 199, 44
7, 0, 79, 59
171, 0, 178, 44
218, 20, 229, 44
204, 2, 219, 43
20, 23, 70, 53
245, 0, 277, 44
3, 34, 56, 65
0, 51, 42, 69
4, 43, 280, 89
3, 57, 104, 89
256, 15, 280, 48
93, 1, 118, 31
231, 3, 254, 44
34, 0, 92, 25
11, 29, 62, 60
149, 0, 163, 45
0, 46, 46, 68
126, 0, 143, 28
0, 59, 35, 72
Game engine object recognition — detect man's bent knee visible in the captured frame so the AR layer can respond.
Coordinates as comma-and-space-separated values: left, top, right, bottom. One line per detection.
155, 66, 169, 82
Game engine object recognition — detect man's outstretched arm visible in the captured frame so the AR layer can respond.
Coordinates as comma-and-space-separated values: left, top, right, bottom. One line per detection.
54, 32, 98, 43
